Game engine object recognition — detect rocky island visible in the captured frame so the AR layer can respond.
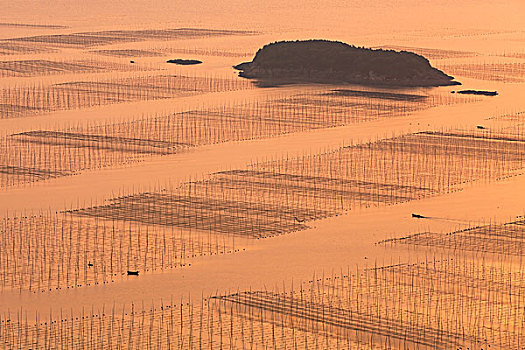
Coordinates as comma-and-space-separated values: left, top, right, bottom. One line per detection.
167, 59, 202, 65
234, 40, 460, 87
452, 89, 498, 96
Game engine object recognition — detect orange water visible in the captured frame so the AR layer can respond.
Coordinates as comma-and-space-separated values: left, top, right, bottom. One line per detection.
1, 0, 525, 319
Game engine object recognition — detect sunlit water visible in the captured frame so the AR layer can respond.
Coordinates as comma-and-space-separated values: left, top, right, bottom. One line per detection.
1, 0, 524, 325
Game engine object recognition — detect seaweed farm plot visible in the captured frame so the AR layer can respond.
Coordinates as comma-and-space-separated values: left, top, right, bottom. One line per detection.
379, 218, 525, 256
0, 74, 253, 119
486, 112, 525, 131
11, 130, 189, 154
0, 297, 383, 350
0, 164, 70, 187
251, 129, 525, 200
68, 190, 314, 239
66, 128, 525, 242
5, 258, 521, 349
0, 22, 68, 29
93, 47, 252, 58
500, 52, 525, 60
215, 258, 525, 350
0, 213, 238, 293
83, 87, 475, 143
86, 89, 458, 144
374, 45, 478, 60
205, 169, 431, 217
0, 88, 471, 188
1, 120, 521, 191
441, 62, 525, 82
488, 111, 525, 121
92, 49, 164, 57
273, 87, 475, 124
0, 130, 183, 188
2, 28, 256, 49
165, 47, 253, 58
0, 59, 146, 77
66, 166, 424, 237
0, 41, 55, 55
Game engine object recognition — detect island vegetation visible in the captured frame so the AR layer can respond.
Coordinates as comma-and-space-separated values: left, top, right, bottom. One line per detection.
234, 40, 461, 87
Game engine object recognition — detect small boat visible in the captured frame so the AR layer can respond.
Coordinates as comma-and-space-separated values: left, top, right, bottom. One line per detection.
127, 270, 139, 276
411, 213, 426, 219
